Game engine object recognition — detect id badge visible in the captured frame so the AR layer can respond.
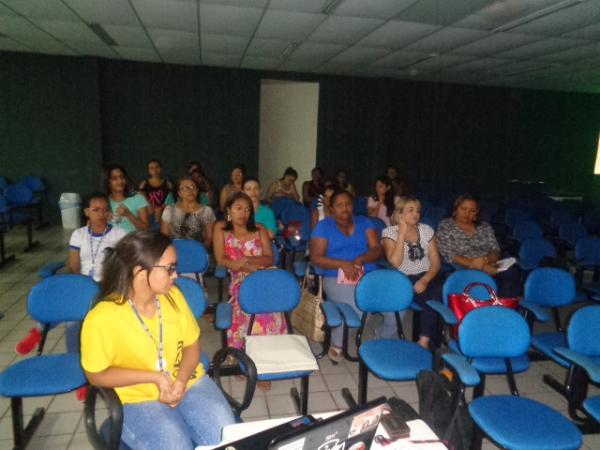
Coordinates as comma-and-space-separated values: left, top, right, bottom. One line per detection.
155, 358, 169, 373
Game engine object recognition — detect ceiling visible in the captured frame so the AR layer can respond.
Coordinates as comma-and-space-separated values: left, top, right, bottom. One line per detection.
2, 0, 600, 94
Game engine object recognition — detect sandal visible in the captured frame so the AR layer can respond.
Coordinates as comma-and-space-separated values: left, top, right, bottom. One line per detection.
328, 346, 342, 364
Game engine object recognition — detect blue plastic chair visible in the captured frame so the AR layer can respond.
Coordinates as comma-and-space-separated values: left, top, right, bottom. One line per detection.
0, 274, 99, 449
428, 270, 530, 394
550, 305, 600, 426
422, 206, 446, 231
504, 208, 531, 229
574, 237, 600, 291
236, 269, 316, 414
173, 239, 209, 285
348, 270, 432, 405
353, 196, 368, 216
280, 204, 311, 269
0, 176, 8, 194
511, 220, 543, 244
0, 195, 15, 267
558, 221, 588, 250
270, 197, 299, 219
518, 238, 557, 271
3, 185, 39, 252
441, 307, 582, 450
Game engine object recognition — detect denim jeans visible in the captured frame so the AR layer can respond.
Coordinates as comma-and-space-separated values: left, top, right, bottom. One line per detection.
122, 375, 235, 450
323, 277, 399, 347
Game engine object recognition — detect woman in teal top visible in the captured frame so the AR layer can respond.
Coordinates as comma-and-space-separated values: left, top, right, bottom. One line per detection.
243, 177, 276, 239
104, 164, 150, 234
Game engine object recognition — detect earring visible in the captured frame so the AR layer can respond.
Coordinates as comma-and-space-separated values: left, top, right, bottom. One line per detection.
227, 214, 231, 222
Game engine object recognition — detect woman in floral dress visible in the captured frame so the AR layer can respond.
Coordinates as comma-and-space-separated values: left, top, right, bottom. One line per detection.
213, 192, 287, 388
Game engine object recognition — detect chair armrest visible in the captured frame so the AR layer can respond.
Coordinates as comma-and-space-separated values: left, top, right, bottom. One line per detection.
441, 353, 480, 387
212, 347, 257, 416
38, 261, 65, 279
337, 303, 361, 328
426, 300, 458, 325
554, 347, 600, 384
321, 301, 342, 328
215, 303, 232, 330
518, 300, 550, 322
84, 386, 123, 450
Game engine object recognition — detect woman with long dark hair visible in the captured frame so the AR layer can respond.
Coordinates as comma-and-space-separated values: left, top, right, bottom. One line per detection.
367, 176, 396, 227
138, 158, 174, 224
80, 231, 234, 449
213, 193, 286, 389
104, 164, 149, 233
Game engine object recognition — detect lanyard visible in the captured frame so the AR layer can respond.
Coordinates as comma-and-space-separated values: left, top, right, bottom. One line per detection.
128, 298, 167, 374
88, 225, 108, 274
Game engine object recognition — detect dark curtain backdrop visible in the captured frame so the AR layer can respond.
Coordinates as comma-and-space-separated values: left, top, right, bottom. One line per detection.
2, 51, 600, 222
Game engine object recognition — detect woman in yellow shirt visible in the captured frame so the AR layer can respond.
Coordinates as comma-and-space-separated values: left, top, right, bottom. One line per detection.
81, 230, 234, 449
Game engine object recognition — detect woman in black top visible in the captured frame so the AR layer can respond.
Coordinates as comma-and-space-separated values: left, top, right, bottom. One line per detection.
138, 159, 173, 225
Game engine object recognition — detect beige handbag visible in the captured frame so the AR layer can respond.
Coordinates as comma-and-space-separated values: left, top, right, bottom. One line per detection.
291, 267, 326, 343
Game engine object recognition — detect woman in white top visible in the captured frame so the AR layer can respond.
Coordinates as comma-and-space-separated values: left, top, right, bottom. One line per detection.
382, 197, 442, 349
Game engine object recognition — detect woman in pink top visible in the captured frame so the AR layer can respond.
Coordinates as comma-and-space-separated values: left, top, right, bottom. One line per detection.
367, 176, 397, 227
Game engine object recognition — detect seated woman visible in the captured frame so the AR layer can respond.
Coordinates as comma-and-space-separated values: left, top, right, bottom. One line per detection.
104, 164, 150, 233
386, 165, 410, 197
138, 158, 174, 225
302, 167, 324, 207
81, 230, 235, 449
161, 176, 216, 249
437, 193, 521, 297
382, 197, 442, 349
335, 169, 355, 195
188, 161, 215, 207
242, 177, 276, 239
265, 167, 300, 204
213, 193, 286, 388
367, 176, 397, 227
310, 190, 385, 363
310, 182, 336, 229
219, 164, 245, 213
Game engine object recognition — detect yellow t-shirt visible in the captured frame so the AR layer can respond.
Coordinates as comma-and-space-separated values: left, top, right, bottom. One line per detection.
81, 286, 204, 404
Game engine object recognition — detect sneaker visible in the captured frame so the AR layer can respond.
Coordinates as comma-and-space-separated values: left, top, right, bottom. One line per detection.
327, 346, 343, 365
15, 328, 42, 355
76, 386, 88, 402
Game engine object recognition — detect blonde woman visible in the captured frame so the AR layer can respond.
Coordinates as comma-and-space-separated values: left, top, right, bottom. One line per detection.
382, 197, 442, 349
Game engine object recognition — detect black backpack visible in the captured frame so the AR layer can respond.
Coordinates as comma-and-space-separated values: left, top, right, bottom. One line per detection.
416, 369, 474, 450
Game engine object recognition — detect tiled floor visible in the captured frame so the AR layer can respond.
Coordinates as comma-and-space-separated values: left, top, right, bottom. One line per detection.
0, 225, 599, 449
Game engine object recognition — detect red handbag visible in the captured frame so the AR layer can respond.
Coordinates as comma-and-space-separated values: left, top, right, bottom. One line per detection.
448, 282, 520, 338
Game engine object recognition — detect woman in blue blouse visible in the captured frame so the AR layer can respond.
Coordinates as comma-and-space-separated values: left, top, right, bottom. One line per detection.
310, 190, 384, 363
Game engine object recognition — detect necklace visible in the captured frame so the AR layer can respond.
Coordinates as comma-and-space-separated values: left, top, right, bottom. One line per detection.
128, 297, 168, 375
88, 225, 109, 278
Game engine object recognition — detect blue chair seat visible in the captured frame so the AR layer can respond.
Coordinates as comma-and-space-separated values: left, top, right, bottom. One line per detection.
336, 303, 361, 328
257, 370, 313, 382
0, 354, 86, 397
583, 396, 600, 422
469, 395, 582, 450
531, 332, 568, 367
214, 266, 227, 279
359, 340, 431, 380
321, 302, 342, 328
449, 340, 530, 374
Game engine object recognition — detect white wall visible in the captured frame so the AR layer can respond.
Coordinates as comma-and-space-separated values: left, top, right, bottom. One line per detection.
259, 80, 320, 194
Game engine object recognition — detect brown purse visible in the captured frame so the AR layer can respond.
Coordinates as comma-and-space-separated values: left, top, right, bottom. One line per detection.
291, 266, 326, 343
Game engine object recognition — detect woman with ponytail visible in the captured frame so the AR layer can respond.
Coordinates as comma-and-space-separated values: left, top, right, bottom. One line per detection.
80, 230, 234, 449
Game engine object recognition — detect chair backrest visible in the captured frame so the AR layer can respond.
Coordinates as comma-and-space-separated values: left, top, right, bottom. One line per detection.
270, 197, 299, 219
524, 268, 575, 308
239, 269, 301, 314
0, 195, 9, 214
173, 239, 209, 274
550, 209, 574, 229
368, 217, 387, 238
575, 237, 600, 265
423, 206, 446, 230
175, 277, 207, 319
20, 176, 45, 192
4, 184, 33, 205
442, 269, 497, 305
281, 205, 311, 241
512, 220, 543, 242
566, 305, 600, 356
559, 221, 588, 246
28, 274, 99, 323
505, 208, 530, 229
518, 238, 556, 268
458, 307, 531, 358
353, 196, 368, 216
355, 270, 413, 313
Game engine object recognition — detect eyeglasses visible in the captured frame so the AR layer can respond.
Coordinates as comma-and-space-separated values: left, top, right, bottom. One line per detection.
153, 264, 177, 276
180, 184, 198, 192
89, 207, 110, 213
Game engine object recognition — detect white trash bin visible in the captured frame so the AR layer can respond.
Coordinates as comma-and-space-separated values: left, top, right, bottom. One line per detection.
59, 193, 81, 229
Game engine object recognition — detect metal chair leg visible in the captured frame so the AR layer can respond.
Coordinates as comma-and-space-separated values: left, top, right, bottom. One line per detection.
11, 397, 45, 450
358, 360, 368, 405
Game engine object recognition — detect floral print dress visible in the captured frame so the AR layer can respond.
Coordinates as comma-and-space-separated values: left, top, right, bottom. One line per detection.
225, 231, 287, 348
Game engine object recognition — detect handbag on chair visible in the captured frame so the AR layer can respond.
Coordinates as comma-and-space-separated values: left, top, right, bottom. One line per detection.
449, 282, 519, 338
291, 266, 326, 343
